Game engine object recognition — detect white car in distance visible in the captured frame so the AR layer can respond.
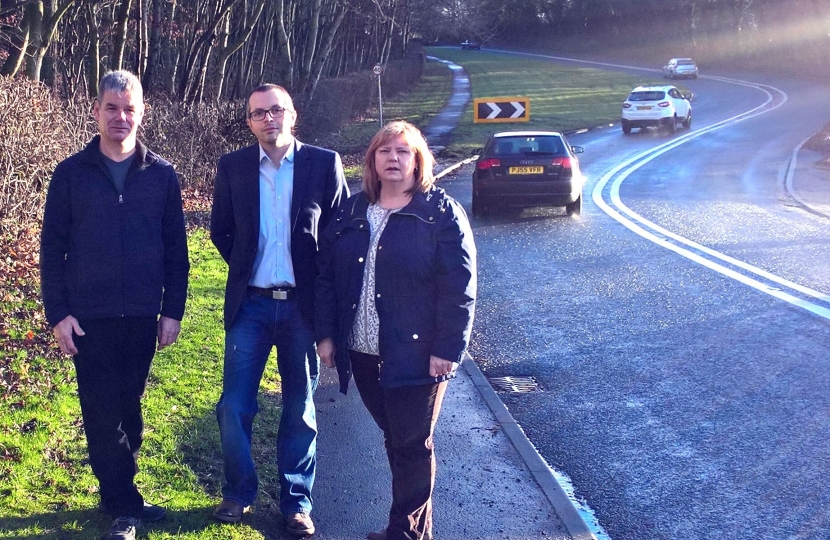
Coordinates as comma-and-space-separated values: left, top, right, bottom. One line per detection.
663, 57, 699, 79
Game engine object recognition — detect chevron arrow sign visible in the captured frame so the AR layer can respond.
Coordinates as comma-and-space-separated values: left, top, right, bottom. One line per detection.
473, 97, 530, 123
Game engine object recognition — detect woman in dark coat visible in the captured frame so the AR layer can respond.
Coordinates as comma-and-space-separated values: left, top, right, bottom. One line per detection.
315, 121, 476, 540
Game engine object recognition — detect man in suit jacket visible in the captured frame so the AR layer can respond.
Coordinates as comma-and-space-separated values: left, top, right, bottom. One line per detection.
209, 84, 348, 537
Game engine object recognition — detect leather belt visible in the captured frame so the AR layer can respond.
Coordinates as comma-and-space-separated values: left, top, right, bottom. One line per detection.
248, 286, 295, 300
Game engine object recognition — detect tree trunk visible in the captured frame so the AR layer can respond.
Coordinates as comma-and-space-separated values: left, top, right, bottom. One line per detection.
304, 4, 346, 105
275, 0, 294, 86
142, 0, 163, 93
86, 2, 100, 96
0, 5, 31, 77
254, 17, 274, 85
24, 0, 73, 82
163, 0, 178, 94
379, 17, 393, 65
112, 0, 133, 70
177, 0, 238, 102
135, 0, 149, 80
23, 1, 44, 79
297, 0, 322, 94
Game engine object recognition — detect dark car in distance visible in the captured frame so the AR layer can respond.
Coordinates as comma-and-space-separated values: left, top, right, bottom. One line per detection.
471, 131, 585, 217
461, 40, 481, 50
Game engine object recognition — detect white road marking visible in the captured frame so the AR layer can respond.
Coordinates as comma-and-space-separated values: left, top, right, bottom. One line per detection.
589, 79, 830, 320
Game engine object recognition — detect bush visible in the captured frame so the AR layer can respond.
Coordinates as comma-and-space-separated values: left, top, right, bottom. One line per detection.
0, 54, 426, 238
0, 77, 94, 237
140, 97, 250, 195
298, 54, 426, 146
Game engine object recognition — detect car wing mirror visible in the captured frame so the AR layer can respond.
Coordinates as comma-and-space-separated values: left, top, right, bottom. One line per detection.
571, 146, 584, 154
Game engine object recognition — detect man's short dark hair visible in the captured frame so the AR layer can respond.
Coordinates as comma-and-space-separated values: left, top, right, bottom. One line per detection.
248, 84, 295, 114
97, 70, 143, 103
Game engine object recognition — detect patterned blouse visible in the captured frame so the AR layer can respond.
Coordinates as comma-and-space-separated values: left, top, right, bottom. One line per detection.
349, 203, 401, 355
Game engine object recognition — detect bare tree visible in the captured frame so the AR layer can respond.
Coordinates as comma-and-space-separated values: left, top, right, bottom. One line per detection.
213, 0, 266, 101
1, 0, 74, 81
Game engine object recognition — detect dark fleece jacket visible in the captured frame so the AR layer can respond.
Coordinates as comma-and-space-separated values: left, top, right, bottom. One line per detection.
40, 135, 189, 326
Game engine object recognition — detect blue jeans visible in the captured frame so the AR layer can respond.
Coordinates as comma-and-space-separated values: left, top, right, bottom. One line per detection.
216, 291, 319, 515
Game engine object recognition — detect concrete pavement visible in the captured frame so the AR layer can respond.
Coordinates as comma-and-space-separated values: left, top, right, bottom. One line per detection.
311, 357, 592, 539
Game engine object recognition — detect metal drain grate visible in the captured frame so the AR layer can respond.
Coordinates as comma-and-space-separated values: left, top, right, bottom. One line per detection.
488, 376, 538, 393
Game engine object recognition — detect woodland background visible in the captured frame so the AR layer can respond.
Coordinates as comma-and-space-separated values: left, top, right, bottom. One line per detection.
2, 0, 830, 233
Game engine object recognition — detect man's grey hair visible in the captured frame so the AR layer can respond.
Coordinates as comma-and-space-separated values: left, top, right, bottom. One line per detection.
97, 70, 143, 102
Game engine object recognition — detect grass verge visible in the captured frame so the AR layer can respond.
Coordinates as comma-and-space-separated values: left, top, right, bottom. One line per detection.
308, 47, 681, 163
424, 46, 682, 157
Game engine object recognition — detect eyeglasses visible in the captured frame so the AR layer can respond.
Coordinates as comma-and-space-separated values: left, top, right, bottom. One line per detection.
248, 106, 288, 121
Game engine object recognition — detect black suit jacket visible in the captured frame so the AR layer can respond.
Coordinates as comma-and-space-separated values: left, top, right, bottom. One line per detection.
210, 141, 349, 330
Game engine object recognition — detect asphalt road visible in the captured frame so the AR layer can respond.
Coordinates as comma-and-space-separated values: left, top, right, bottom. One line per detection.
437, 59, 830, 540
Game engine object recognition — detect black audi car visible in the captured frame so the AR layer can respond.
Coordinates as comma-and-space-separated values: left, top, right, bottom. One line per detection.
471, 131, 585, 217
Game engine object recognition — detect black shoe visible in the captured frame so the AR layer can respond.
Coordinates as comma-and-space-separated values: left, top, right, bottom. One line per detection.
138, 501, 167, 522
100, 501, 167, 522
104, 517, 138, 540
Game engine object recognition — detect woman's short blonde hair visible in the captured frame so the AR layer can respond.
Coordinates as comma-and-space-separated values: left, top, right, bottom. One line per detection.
362, 121, 435, 203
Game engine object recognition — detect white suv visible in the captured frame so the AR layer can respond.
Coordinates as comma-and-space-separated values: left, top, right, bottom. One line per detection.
621, 85, 692, 135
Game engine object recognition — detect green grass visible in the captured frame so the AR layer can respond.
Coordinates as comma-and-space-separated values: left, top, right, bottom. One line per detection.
317, 47, 668, 163
425, 47, 670, 157
314, 60, 455, 170
1, 230, 286, 539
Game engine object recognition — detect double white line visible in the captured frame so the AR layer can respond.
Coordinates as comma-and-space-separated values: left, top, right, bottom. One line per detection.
592, 78, 830, 321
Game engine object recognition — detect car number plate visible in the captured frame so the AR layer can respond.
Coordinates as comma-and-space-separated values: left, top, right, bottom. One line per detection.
636, 106, 652, 110
508, 166, 544, 174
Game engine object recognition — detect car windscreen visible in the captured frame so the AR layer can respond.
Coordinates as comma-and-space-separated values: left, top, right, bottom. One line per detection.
489, 136, 565, 156
627, 91, 666, 102
677, 60, 695, 66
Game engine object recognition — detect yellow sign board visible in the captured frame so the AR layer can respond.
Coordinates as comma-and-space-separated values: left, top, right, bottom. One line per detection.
474, 97, 530, 123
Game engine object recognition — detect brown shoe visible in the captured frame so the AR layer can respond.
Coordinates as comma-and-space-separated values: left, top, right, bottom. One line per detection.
285, 512, 315, 537
367, 528, 387, 540
212, 499, 248, 524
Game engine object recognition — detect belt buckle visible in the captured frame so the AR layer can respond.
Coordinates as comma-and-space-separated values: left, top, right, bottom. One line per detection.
271, 290, 289, 300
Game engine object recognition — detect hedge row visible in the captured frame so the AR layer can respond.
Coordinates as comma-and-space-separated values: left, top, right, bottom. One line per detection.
0, 53, 425, 238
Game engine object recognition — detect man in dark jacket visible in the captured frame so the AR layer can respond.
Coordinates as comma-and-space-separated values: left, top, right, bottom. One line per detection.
209, 84, 348, 537
40, 70, 189, 540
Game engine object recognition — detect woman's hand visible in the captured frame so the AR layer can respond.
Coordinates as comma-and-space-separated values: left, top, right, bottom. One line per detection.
429, 355, 457, 378
317, 338, 336, 368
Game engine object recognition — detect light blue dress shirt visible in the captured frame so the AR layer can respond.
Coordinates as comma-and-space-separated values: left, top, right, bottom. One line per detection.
249, 142, 296, 288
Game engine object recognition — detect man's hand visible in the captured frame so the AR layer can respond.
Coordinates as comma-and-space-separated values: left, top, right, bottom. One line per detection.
429, 355, 457, 378
317, 338, 336, 368
53, 316, 85, 356
157, 316, 181, 351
